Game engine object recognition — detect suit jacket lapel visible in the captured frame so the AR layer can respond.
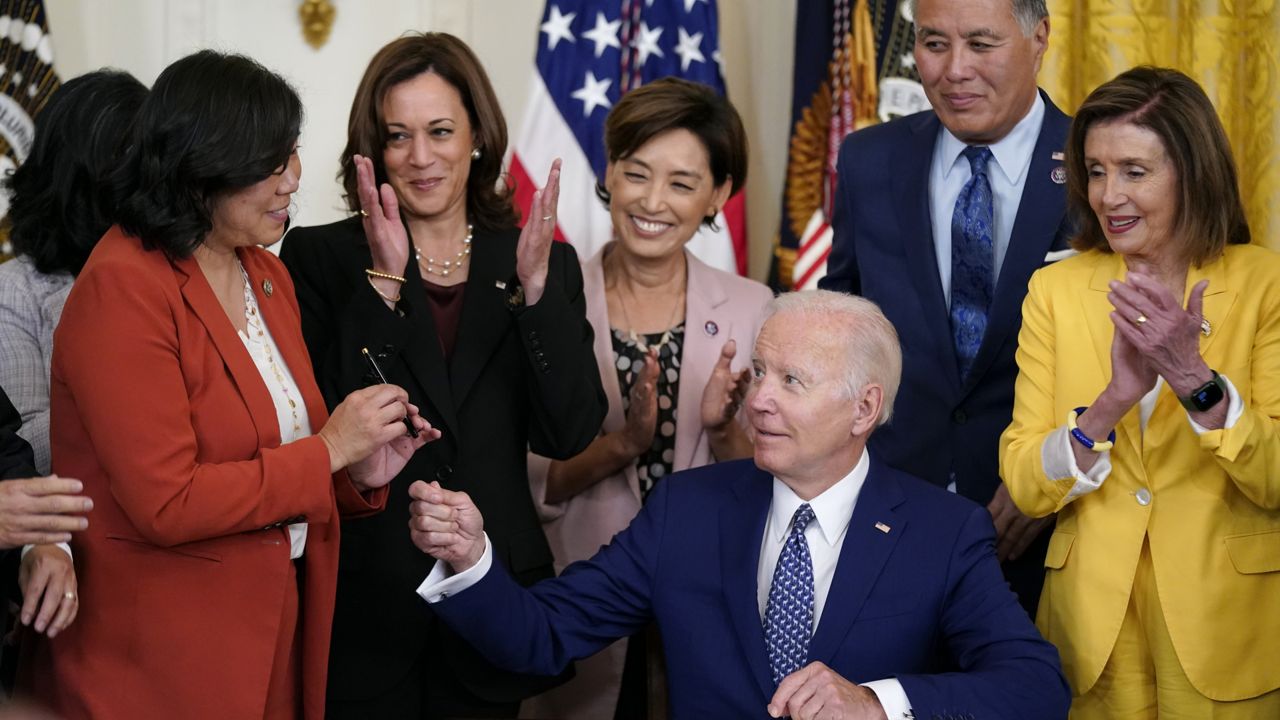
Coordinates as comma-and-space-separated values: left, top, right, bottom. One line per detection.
450, 227, 516, 408
965, 93, 1070, 392
674, 251, 728, 471
719, 463, 776, 701
896, 112, 962, 393
809, 458, 906, 663
241, 251, 331, 433
174, 253, 278, 449
583, 247, 641, 502
396, 239, 461, 440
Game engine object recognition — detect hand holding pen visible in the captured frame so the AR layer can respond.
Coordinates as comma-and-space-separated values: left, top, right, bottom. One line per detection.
363, 348, 419, 438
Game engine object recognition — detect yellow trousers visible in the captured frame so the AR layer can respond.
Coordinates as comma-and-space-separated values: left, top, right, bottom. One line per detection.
1071, 538, 1280, 719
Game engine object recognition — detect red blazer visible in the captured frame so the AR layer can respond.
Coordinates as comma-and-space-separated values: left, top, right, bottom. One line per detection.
24, 227, 386, 719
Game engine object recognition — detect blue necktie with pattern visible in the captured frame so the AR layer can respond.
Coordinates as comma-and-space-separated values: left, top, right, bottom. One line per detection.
764, 503, 816, 686
950, 146, 995, 379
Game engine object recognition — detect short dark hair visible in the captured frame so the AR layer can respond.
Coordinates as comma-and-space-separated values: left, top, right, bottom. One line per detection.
5, 69, 147, 275
340, 33, 516, 231
1066, 66, 1249, 266
595, 77, 747, 228
112, 50, 302, 258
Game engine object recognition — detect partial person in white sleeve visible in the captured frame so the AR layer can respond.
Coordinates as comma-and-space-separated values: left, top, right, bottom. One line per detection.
1000, 66, 1280, 718
413, 290, 1070, 720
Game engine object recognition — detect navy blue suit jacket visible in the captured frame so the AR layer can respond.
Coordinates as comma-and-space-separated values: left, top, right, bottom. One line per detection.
431, 458, 1069, 719
819, 93, 1072, 504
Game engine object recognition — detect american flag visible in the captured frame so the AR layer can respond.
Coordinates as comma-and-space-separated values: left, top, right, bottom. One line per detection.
509, 0, 747, 275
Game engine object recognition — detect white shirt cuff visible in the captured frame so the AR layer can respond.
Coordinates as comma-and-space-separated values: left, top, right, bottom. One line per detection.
862, 678, 912, 719
415, 533, 493, 603
21, 542, 72, 560
1187, 374, 1243, 433
1041, 425, 1112, 502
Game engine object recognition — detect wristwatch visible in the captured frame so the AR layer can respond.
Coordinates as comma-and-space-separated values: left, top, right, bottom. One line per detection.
1178, 370, 1227, 412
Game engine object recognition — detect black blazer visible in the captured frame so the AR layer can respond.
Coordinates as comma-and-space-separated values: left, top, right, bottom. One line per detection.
281, 217, 605, 704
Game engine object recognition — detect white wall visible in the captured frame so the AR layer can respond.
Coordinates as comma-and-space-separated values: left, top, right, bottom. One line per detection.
45, 0, 794, 279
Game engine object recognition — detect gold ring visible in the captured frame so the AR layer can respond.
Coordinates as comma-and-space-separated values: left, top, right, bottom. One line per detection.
64, 591, 75, 600
542, 215, 554, 222
1134, 315, 1148, 325
359, 209, 369, 218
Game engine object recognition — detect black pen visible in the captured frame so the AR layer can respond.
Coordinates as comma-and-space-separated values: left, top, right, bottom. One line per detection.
361, 347, 419, 438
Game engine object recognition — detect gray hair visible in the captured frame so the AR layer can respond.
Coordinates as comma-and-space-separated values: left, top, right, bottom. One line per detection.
908, 0, 1048, 36
764, 290, 902, 426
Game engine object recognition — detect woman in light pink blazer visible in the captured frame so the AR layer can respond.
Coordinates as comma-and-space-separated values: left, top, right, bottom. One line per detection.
523, 78, 772, 719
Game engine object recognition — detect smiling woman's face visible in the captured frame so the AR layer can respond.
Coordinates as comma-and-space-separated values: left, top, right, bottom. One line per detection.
604, 128, 730, 261
1084, 119, 1180, 263
207, 146, 300, 251
380, 71, 474, 224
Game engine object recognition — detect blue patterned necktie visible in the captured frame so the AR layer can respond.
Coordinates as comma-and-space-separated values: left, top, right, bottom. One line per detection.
764, 503, 816, 686
950, 146, 995, 379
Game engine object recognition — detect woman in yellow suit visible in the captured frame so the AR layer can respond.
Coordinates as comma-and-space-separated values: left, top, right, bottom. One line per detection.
1000, 66, 1280, 717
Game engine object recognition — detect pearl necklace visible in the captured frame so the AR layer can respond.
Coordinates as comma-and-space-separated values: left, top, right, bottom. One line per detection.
414, 224, 473, 277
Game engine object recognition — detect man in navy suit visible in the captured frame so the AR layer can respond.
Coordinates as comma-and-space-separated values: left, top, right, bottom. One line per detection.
818, 0, 1070, 615
410, 292, 1069, 719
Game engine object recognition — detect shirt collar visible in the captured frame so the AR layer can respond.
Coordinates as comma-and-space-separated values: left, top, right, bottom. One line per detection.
769, 449, 870, 547
938, 91, 1045, 186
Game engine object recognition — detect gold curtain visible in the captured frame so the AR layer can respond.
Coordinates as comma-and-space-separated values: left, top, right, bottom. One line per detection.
1040, 0, 1280, 249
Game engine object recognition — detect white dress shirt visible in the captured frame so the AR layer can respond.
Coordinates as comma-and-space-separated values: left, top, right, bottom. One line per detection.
1041, 375, 1244, 500
237, 264, 310, 559
930, 92, 1045, 308
418, 449, 913, 718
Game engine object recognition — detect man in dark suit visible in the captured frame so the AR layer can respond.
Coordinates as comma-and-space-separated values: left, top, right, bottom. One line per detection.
409, 291, 1069, 719
818, 0, 1069, 615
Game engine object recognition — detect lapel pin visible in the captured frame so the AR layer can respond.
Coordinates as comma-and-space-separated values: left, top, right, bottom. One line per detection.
1052, 151, 1064, 161
1050, 166, 1067, 185
1201, 318, 1212, 337
494, 280, 508, 290
874, 522, 891, 533
262, 279, 273, 297
704, 320, 719, 337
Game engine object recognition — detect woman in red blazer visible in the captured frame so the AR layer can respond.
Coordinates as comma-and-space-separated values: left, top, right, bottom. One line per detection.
22, 51, 436, 720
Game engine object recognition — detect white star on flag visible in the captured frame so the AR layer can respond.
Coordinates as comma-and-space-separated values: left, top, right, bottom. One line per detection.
631, 22, 665, 66
582, 12, 621, 58
683, 0, 708, 12
570, 70, 612, 117
540, 5, 576, 51
674, 27, 705, 71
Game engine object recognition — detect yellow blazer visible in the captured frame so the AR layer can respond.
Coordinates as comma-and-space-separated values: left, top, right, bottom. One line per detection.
1000, 244, 1280, 701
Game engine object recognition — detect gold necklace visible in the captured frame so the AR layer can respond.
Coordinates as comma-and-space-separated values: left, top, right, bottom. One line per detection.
414, 224, 473, 277
616, 271, 686, 354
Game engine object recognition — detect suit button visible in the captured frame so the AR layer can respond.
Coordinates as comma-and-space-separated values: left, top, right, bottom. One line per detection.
1135, 487, 1152, 506
530, 330, 541, 341
952, 409, 967, 424
435, 464, 453, 482
534, 350, 545, 360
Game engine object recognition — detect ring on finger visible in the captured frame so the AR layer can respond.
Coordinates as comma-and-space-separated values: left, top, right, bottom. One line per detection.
63, 591, 75, 600
1134, 314, 1148, 325
542, 215, 554, 222
359, 209, 369, 218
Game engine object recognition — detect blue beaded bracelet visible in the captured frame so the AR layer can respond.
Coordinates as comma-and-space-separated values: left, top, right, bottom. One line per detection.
1067, 406, 1115, 452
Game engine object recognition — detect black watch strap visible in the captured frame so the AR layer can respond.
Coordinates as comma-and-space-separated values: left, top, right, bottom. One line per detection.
1178, 370, 1226, 412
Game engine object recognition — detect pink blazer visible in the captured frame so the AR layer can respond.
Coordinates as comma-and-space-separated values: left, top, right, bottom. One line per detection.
529, 245, 772, 570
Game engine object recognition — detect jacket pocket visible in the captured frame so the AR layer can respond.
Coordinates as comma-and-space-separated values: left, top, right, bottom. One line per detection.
1044, 531, 1075, 569
1225, 529, 1280, 574
105, 534, 222, 562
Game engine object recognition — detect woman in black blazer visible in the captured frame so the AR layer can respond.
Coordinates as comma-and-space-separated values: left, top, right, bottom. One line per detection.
280, 33, 605, 718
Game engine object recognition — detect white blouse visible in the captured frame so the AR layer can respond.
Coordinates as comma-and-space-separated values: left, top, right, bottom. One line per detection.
237, 262, 310, 559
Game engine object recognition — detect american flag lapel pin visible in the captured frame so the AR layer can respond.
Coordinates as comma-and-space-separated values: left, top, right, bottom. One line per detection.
874, 522, 891, 533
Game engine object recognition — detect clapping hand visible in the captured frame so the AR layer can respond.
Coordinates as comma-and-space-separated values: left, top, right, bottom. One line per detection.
1108, 273, 1211, 397
620, 349, 660, 458
354, 153, 410, 276
515, 159, 562, 306
701, 339, 751, 431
